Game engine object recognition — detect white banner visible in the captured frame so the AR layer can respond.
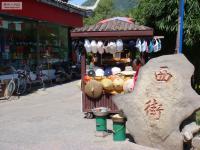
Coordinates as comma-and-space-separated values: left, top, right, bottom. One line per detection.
1, 2, 22, 10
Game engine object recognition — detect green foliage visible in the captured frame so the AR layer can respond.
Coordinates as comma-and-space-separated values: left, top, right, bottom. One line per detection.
113, 0, 138, 11
131, 0, 200, 46
84, 0, 115, 25
83, 0, 138, 25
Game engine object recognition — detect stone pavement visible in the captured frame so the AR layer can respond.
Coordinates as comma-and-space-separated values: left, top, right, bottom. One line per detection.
0, 81, 157, 150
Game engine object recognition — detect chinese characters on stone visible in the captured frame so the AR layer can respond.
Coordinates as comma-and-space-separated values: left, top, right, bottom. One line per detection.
144, 99, 164, 120
155, 66, 172, 82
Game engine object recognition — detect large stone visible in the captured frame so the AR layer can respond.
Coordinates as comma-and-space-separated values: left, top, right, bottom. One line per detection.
191, 135, 200, 150
113, 54, 200, 150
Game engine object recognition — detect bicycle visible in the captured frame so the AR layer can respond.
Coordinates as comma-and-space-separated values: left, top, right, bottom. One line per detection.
3, 77, 16, 100
3, 66, 27, 99
0, 64, 48, 100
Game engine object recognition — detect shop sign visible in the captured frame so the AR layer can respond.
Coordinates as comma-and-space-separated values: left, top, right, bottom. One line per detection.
1, 2, 22, 10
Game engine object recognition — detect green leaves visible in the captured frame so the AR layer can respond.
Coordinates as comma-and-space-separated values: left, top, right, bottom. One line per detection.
132, 0, 200, 46
83, 0, 138, 25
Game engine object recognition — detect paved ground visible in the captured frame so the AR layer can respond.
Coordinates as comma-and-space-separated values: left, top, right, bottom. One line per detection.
0, 81, 156, 150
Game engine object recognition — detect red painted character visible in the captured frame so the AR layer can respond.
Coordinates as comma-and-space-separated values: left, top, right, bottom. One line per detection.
144, 99, 164, 120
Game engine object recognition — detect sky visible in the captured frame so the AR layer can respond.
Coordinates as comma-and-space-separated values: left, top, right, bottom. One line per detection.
69, 0, 86, 5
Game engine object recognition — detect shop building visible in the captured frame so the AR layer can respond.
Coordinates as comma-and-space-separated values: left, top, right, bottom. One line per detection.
0, 0, 90, 72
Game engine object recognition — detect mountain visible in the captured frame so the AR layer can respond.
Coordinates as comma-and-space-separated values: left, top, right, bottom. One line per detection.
83, 0, 138, 25
82, 0, 138, 11
81, 0, 96, 6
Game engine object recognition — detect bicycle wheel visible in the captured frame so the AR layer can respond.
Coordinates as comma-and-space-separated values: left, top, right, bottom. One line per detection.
4, 80, 16, 100
16, 77, 27, 95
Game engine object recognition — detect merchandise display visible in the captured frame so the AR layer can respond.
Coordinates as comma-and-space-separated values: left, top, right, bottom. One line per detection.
116, 39, 123, 52
111, 67, 121, 75
82, 37, 162, 98
97, 41, 104, 54
91, 40, 97, 53
121, 66, 136, 76
113, 78, 124, 92
85, 80, 103, 99
0, 16, 69, 77
123, 79, 134, 93
104, 68, 112, 76
84, 66, 136, 95
84, 39, 91, 53
101, 78, 113, 92
84, 38, 162, 55
73, 17, 156, 114
95, 69, 104, 77
88, 69, 96, 77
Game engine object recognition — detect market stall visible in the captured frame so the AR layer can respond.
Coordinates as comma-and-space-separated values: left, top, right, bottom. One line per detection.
71, 17, 162, 118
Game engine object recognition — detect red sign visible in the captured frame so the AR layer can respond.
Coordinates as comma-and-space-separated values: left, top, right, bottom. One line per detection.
1, 2, 22, 10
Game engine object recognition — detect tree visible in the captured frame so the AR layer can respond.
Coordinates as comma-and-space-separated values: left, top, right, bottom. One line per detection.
130, 0, 200, 46
84, 0, 115, 25
83, 0, 137, 25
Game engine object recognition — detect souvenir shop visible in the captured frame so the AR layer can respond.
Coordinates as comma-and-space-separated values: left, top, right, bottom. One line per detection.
0, 0, 86, 79
71, 17, 163, 117
0, 15, 69, 73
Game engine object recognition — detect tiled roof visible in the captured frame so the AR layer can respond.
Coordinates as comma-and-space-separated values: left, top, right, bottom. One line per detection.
72, 17, 152, 32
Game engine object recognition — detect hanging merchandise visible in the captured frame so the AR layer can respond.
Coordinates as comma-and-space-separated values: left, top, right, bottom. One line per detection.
97, 41, 104, 54
145, 41, 149, 53
136, 39, 142, 52
158, 39, 162, 51
153, 38, 159, 52
84, 39, 91, 53
104, 42, 111, 53
128, 40, 136, 50
148, 40, 154, 53
91, 40, 97, 53
111, 67, 121, 75
116, 39, 123, 52
141, 40, 146, 52
109, 41, 117, 54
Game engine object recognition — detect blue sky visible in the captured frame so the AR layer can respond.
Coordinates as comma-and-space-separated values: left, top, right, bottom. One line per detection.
70, 0, 86, 5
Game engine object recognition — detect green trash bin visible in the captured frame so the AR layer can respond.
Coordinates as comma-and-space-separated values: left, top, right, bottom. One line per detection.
96, 116, 107, 131
112, 114, 126, 141
113, 122, 126, 141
